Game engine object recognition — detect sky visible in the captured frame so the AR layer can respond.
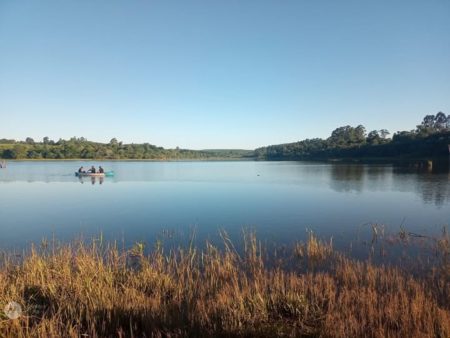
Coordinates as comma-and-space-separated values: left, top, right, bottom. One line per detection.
0, 1, 449, 149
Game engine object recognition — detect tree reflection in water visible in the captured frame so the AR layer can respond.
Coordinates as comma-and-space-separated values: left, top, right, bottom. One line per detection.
328, 161, 450, 207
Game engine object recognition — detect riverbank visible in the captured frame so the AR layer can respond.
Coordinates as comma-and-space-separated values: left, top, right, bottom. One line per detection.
0, 232, 448, 337
0, 157, 254, 162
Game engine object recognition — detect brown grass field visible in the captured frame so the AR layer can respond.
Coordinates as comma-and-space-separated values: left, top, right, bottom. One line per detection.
0, 230, 448, 337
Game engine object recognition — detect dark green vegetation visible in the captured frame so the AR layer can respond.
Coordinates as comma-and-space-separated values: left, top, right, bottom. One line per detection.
255, 112, 450, 160
1, 112, 449, 161
198, 149, 254, 159
0, 137, 253, 160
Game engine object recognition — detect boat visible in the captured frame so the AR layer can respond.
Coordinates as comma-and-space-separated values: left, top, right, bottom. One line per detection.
76, 172, 105, 177
75, 171, 115, 177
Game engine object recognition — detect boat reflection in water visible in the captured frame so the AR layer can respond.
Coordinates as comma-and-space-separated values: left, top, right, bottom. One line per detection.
78, 176, 104, 185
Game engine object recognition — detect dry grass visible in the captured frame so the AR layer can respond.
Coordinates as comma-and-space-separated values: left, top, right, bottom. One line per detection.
0, 231, 448, 337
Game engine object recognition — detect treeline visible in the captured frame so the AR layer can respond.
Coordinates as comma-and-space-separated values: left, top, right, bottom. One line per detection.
255, 112, 450, 160
0, 137, 252, 160
2, 112, 450, 161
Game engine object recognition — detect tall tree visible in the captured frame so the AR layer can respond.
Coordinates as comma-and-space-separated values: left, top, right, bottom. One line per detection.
379, 129, 390, 139
435, 112, 448, 130
367, 130, 380, 144
354, 125, 367, 143
421, 114, 435, 128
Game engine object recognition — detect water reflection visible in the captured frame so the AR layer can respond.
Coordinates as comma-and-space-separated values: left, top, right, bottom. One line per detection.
0, 160, 449, 251
392, 165, 450, 207
329, 164, 365, 192
325, 162, 450, 207
0, 161, 448, 207
78, 176, 104, 185
416, 177, 450, 207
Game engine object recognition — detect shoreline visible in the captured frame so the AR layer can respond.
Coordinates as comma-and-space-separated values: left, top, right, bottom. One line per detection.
0, 157, 255, 162
0, 231, 448, 337
2, 156, 449, 166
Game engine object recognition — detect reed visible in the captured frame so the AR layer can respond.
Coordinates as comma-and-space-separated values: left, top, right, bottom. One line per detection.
0, 231, 448, 337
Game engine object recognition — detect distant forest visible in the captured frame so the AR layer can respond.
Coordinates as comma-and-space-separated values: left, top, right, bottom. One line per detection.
255, 112, 450, 160
1, 112, 449, 161
0, 137, 252, 160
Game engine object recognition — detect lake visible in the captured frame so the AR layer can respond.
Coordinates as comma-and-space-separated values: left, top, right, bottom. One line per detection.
0, 161, 449, 254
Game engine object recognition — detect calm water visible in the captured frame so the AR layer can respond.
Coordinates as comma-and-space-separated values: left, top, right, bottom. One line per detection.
0, 161, 449, 252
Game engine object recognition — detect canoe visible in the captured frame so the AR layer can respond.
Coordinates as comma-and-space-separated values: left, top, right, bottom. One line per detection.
75, 171, 114, 177
75, 172, 105, 177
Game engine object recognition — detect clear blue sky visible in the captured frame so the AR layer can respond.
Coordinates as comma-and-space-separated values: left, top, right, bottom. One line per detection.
0, 1, 449, 149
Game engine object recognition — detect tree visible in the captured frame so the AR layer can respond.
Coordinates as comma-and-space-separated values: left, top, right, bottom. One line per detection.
435, 112, 447, 130
421, 115, 435, 128
392, 130, 416, 142
419, 112, 449, 133
5, 144, 28, 159
354, 125, 367, 143
2, 149, 16, 159
25, 137, 35, 144
379, 129, 390, 139
27, 150, 41, 159
328, 125, 367, 147
329, 126, 352, 146
43, 136, 50, 144
367, 130, 380, 145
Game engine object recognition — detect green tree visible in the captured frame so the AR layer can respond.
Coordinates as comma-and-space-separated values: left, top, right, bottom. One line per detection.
354, 125, 367, 143
367, 130, 380, 145
27, 150, 42, 159
421, 114, 435, 128
328, 125, 366, 147
435, 112, 448, 130
418, 112, 449, 133
2, 149, 16, 159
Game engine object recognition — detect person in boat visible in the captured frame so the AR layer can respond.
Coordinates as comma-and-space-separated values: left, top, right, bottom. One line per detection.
78, 166, 85, 173
88, 165, 96, 174
98, 166, 104, 174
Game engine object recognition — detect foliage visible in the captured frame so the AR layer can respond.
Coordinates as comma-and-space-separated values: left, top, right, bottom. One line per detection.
0, 137, 252, 160
2, 112, 449, 161
328, 125, 366, 147
255, 112, 450, 160
418, 112, 450, 134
